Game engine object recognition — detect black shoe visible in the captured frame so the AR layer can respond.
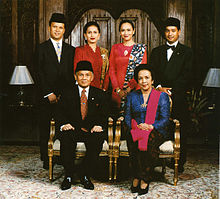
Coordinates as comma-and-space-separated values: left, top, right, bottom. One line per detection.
61, 176, 72, 190
138, 182, 150, 195
130, 184, 139, 193
130, 180, 139, 193
43, 160, 49, 170
80, 176, 94, 190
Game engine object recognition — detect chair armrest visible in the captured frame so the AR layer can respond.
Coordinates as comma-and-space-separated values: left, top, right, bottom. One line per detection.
48, 118, 55, 150
113, 118, 122, 155
173, 119, 180, 156
108, 117, 114, 152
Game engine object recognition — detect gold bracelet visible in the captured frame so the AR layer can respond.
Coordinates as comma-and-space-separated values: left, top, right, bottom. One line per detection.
116, 89, 121, 94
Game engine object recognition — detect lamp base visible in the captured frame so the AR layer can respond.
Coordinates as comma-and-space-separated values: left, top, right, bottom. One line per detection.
19, 100, 25, 106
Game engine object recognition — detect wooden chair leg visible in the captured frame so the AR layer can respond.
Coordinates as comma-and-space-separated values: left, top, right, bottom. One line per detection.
109, 156, 113, 181
49, 155, 53, 181
113, 157, 118, 180
174, 158, 178, 186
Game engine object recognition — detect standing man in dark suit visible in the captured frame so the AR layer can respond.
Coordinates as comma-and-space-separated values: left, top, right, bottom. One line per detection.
149, 17, 193, 173
57, 61, 109, 190
36, 13, 75, 169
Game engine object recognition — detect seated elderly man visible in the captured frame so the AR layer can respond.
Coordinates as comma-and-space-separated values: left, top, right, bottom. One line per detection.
56, 61, 109, 190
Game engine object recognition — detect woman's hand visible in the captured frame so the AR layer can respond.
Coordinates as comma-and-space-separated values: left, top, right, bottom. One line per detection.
137, 123, 154, 131
126, 87, 132, 94
117, 89, 127, 98
116, 87, 131, 98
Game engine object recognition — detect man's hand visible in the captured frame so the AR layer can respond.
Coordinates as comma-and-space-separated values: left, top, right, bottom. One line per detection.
48, 93, 59, 103
137, 123, 154, 131
61, 124, 75, 131
91, 125, 103, 133
158, 87, 172, 96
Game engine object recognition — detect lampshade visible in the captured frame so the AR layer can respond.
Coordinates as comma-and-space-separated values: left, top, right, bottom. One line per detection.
202, 68, 220, 88
9, 65, 34, 85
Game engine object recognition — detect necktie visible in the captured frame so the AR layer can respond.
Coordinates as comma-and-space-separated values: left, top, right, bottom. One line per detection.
56, 42, 61, 62
80, 89, 87, 120
166, 44, 175, 51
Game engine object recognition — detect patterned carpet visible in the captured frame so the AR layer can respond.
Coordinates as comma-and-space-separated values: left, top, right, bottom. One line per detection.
0, 145, 218, 199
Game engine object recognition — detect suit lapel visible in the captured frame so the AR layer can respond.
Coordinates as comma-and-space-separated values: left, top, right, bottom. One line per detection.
72, 86, 82, 119
87, 87, 95, 115
47, 39, 59, 63
60, 41, 66, 64
160, 45, 168, 73
168, 42, 181, 63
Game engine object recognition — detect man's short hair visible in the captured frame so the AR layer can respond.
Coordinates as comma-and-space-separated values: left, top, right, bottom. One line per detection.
49, 13, 66, 27
164, 17, 180, 30
75, 61, 94, 74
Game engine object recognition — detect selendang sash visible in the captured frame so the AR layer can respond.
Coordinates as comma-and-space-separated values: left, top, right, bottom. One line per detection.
130, 89, 161, 151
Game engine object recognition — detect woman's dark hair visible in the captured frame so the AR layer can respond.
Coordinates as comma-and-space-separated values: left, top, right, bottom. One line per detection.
134, 64, 155, 83
83, 21, 101, 34
119, 19, 135, 32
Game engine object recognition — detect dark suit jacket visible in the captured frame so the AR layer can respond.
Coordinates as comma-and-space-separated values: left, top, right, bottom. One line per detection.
149, 42, 192, 94
57, 85, 109, 133
36, 39, 75, 99
149, 42, 193, 118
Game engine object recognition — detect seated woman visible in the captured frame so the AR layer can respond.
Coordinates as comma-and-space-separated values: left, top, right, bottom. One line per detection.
124, 64, 170, 195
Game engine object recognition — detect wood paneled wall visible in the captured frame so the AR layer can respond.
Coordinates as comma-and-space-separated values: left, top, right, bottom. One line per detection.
0, 0, 218, 143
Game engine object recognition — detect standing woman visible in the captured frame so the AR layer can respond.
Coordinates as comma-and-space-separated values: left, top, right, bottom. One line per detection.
125, 64, 170, 195
74, 21, 109, 90
109, 20, 147, 116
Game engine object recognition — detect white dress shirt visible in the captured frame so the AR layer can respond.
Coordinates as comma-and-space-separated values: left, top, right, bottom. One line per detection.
166, 40, 178, 61
50, 38, 63, 54
78, 85, 89, 99
44, 38, 63, 98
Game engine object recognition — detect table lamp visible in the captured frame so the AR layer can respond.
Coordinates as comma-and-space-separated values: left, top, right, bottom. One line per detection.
9, 65, 34, 106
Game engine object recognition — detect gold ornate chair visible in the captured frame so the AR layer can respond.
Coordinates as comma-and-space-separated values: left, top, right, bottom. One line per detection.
48, 118, 114, 181
112, 97, 181, 186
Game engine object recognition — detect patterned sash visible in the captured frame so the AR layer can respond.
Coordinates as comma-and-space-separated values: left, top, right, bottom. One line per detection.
120, 43, 146, 115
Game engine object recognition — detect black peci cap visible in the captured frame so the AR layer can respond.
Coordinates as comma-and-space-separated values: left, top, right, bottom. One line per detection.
164, 17, 180, 30
75, 61, 94, 74
49, 13, 66, 26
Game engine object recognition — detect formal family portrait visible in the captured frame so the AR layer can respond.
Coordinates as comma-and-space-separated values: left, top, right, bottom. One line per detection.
0, 0, 219, 198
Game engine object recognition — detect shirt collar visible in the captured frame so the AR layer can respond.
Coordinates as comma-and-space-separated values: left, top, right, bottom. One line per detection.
50, 38, 63, 48
166, 40, 178, 47
78, 85, 90, 98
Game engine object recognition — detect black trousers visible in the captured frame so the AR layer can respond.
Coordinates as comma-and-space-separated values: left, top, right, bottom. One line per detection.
127, 129, 165, 182
172, 93, 190, 166
58, 129, 105, 177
